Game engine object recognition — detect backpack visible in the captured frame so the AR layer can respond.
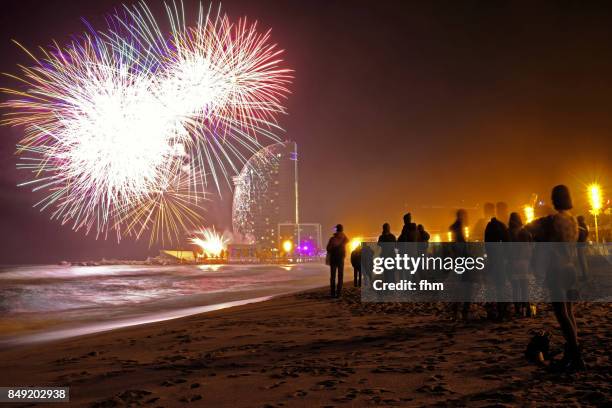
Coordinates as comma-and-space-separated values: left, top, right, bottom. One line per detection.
525, 329, 552, 364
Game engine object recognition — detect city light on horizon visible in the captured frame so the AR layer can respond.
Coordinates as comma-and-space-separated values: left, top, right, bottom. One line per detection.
588, 183, 603, 243
282, 240, 293, 253
349, 238, 362, 252
523, 205, 535, 224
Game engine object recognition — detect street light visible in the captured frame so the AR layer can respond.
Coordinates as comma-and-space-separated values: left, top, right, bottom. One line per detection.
282, 239, 293, 253
349, 237, 362, 252
588, 183, 602, 243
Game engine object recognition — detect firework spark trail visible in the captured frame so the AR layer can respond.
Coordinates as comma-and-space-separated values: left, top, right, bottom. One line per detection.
119, 2, 292, 190
1, 1, 292, 243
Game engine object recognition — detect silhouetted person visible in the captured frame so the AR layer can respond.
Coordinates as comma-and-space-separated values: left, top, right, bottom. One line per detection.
397, 212, 418, 260
378, 223, 397, 282
361, 244, 375, 283
450, 209, 468, 243
378, 223, 397, 246
508, 212, 533, 317
474, 202, 495, 242
398, 213, 418, 242
326, 224, 349, 298
577, 215, 589, 281
543, 185, 584, 371
450, 209, 473, 320
485, 202, 511, 320
351, 245, 362, 287
417, 224, 430, 256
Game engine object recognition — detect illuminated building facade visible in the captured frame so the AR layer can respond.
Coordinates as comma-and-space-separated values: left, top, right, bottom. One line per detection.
278, 223, 323, 256
232, 141, 299, 251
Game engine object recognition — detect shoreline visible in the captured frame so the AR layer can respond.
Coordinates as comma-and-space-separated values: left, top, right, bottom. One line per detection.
0, 286, 610, 407
0, 263, 331, 347
0, 295, 276, 348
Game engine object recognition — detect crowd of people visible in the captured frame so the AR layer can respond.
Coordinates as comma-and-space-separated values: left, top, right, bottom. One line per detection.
325, 184, 589, 372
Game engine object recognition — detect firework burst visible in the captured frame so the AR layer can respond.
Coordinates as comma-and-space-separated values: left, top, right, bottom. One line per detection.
190, 226, 230, 257
1, 1, 292, 243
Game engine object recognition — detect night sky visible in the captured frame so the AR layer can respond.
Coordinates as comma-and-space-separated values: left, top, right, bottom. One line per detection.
1, 0, 611, 264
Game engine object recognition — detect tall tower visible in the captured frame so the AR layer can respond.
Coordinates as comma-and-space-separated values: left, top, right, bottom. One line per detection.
232, 141, 298, 250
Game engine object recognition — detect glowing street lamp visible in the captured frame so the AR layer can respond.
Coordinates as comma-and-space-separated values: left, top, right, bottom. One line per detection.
282, 239, 293, 253
349, 237, 362, 252
588, 183, 603, 243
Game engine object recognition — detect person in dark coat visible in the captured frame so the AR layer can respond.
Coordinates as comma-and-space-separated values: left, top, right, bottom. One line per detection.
377, 223, 397, 246
361, 244, 375, 284
576, 215, 589, 281
350, 245, 362, 287
485, 202, 511, 320
398, 213, 418, 242
378, 223, 397, 282
450, 209, 473, 320
417, 224, 430, 256
508, 212, 533, 317
397, 213, 418, 258
326, 224, 349, 298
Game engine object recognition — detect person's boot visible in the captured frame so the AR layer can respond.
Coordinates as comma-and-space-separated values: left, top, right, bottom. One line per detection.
549, 344, 586, 372
569, 347, 587, 372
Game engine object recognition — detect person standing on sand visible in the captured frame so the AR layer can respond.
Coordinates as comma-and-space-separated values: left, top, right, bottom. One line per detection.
529, 185, 585, 371
450, 209, 474, 320
507, 212, 533, 318
485, 202, 511, 320
450, 210, 468, 243
398, 213, 418, 242
397, 213, 417, 258
378, 223, 397, 248
546, 185, 585, 371
350, 244, 362, 287
576, 215, 589, 281
378, 223, 397, 283
417, 224, 430, 257
326, 224, 349, 298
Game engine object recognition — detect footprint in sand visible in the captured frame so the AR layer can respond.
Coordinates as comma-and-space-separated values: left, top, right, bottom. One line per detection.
290, 390, 308, 398
310, 379, 340, 391
179, 395, 202, 403
161, 378, 187, 387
